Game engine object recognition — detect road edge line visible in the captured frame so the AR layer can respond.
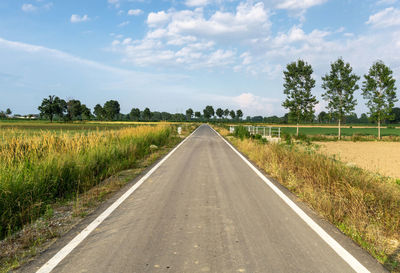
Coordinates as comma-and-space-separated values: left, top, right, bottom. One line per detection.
209, 125, 370, 273
36, 125, 201, 273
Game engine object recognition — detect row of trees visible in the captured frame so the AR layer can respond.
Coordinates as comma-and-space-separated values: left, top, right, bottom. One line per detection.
185, 106, 243, 120
282, 58, 397, 139
37, 96, 244, 122
38, 96, 91, 122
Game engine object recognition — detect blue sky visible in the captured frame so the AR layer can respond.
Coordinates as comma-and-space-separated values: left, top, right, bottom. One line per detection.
0, 0, 400, 116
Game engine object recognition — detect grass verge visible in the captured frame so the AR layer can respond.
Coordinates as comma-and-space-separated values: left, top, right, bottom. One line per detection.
215, 126, 400, 272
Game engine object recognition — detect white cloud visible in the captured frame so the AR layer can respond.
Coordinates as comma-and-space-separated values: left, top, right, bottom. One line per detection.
199, 92, 282, 116
128, 9, 143, 16
147, 2, 270, 40
185, 0, 211, 7
0, 37, 128, 74
70, 14, 90, 23
22, 4, 37, 12
275, 0, 328, 10
366, 7, 400, 28
376, 0, 397, 5
233, 93, 280, 115
147, 11, 171, 27
118, 21, 130, 27
108, 0, 120, 8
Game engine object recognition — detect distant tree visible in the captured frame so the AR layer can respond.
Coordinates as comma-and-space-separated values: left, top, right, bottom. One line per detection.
66, 99, 83, 121
151, 111, 162, 121
345, 113, 359, 124
282, 59, 318, 136
362, 60, 398, 139
203, 105, 215, 120
216, 108, 224, 119
0, 111, 6, 119
81, 104, 91, 120
5, 108, 12, 116
93, 104, 105, 120
321, 58, 360, 139
236, 109, 243, 120
318, 111, 329, 123
38, 95, 66, 122
129, 108, 140, 121
359, 113, 370, 124
223, 108, 229, 118
390, 107, 400, 124
142, 107, 151, 120
195, 111, 201, 119
252, 116, 263, 122
229, 110, 236, 119
161, 112, 172, 121
103, 100, 120, 120
186, 108, 194, 120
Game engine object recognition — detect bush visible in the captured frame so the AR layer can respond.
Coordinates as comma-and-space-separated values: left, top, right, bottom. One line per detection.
294, 133, 311, 145
234, 125, 250, 140
281, 132, 292, 145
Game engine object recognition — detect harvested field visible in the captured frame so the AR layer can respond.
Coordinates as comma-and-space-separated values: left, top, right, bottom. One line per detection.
316, 141, 400, 179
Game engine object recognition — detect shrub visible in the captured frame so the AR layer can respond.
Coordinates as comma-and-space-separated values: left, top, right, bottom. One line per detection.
234, 125, 250, 140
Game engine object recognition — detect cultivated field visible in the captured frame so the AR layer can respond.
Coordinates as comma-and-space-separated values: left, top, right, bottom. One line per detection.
0, 121, 190, 238
316, 141, 400, 179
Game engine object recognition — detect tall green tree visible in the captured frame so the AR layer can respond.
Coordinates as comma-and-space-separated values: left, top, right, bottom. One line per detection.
66, 99, 83, 121
223, 108, 229, 118
5, 108, 12, 116
81, 104, 92, 120
236, 109, 243, 120
362, 60, 397, 139
390, 107, 400, 124
195, 111, 201, 119
186, 108, 194, 120
229, 110, 236, 119
318, 111, 329, 123
321, 58, 360, 139
142, 107, 151, 120
203, 105, 215, 120
282, 59, 318, 136
93, 104, 104, 120
216, 108, 224, 119
103, 100, 120, 120
129, 108, 140, 121
38, 95, 66, 122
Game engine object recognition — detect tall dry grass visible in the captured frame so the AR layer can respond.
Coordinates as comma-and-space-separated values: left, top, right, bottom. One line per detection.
226, 134, 400, 271
0, 125, 173, 238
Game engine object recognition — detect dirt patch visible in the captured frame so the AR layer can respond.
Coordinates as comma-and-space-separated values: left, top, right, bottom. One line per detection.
316, 141, 400, 179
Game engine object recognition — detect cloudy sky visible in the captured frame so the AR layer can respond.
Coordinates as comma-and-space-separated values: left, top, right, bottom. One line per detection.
0, 0, 399, 116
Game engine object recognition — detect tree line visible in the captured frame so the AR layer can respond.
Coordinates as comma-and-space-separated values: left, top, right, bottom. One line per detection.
282, 58, 397, 139
37, 96, 244, 122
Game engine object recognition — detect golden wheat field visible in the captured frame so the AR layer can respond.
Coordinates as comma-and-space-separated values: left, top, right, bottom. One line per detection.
316, 141, 400, 179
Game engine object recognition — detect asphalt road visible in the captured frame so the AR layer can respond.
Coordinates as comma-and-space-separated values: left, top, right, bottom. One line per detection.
27, 125, 386, 273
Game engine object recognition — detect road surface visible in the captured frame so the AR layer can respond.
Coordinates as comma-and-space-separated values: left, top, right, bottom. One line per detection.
26, 125, 386, 273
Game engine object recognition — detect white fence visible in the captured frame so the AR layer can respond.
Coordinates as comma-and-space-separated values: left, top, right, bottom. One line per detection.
230, 125, 281, 139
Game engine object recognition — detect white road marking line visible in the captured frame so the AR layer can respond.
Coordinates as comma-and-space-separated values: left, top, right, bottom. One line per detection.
36, 125, 201, 273
209, 126, 370, 273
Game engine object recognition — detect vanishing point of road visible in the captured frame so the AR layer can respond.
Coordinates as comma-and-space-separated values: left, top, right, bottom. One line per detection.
24, 125, 387, 273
